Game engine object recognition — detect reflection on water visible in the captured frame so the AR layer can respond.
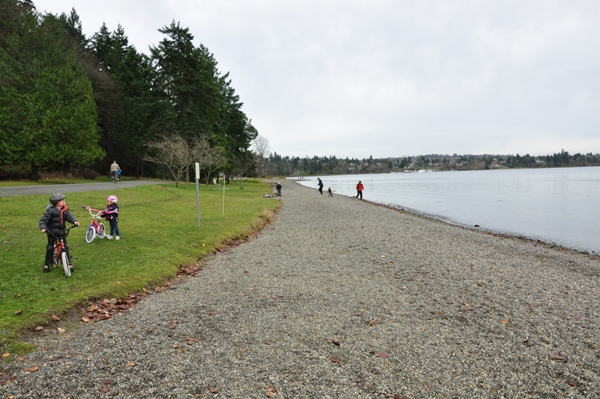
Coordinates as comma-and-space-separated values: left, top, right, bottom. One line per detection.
295, 167, 600, 253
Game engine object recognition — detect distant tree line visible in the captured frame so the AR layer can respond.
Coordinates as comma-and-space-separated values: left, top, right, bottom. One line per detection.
0, 0, 257, 181
257, 151, 600, 177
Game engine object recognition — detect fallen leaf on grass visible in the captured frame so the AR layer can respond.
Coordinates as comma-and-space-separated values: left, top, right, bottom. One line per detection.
51, 315, 60, 321
14, 309, 23, 315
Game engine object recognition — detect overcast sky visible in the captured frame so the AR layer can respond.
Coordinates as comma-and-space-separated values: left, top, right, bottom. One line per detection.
33, 0, 600, 159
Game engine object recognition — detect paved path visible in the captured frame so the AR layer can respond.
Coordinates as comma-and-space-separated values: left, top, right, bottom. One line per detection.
0, 180, 165, 197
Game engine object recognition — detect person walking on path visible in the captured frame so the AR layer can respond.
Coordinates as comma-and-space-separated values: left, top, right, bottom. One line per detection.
356, 180, 364, 200
110, 161, 121, 183
317, 177, 324, 195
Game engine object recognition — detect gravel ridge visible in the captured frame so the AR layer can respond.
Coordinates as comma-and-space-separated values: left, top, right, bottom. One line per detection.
2, 180, 600, 398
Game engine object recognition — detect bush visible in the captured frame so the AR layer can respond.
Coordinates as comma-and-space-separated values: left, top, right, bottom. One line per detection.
0, 165, 29, 180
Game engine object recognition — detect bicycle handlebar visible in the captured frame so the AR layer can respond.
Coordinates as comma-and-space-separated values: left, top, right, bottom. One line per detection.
46, 224, 78, 239
82, 206, 103, 217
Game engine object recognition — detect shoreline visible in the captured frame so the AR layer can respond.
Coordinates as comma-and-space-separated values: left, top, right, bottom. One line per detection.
295, 179, 600, 258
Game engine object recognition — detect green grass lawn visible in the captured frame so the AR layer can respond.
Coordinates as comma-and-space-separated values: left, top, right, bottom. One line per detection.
0, 180, 280, 353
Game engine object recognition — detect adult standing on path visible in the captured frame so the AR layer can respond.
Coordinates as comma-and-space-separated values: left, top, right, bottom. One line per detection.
110, 161, 120, 183
356, 180, 364, 200
317, 177, 324, 195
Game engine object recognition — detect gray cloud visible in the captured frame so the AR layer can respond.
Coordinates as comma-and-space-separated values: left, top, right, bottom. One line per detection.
34, 0, 600, 158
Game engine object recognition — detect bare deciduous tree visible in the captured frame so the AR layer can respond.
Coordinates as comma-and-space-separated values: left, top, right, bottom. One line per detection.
143, 135, 190, 187
252, 135, 270, 178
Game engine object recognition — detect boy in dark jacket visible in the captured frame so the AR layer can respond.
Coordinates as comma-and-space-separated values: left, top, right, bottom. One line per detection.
39, 193, 79, 273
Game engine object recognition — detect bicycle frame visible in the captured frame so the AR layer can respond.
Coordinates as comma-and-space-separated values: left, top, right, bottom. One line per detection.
47, 225, 76, 277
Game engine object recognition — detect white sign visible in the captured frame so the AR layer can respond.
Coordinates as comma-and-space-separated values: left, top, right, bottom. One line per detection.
194, 162, 200, 180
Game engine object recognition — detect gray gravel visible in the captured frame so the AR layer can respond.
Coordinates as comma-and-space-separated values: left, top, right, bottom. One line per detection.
2, 180, 600, 398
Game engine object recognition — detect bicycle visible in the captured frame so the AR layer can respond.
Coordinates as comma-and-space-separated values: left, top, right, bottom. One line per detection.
47, 225, 77, 277
82, 206, 106, 243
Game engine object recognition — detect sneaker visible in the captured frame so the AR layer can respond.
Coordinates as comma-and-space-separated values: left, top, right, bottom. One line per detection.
43, 265, 49, 273
69, 265, 74, 273
107, 235, 113, 240
115, 236, 120, 240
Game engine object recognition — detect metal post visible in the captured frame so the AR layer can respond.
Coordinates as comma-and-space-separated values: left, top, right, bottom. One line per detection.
195, 163, 200, 227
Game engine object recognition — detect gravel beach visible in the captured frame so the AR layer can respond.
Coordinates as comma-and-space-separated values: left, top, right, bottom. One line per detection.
2, 180, 599, 398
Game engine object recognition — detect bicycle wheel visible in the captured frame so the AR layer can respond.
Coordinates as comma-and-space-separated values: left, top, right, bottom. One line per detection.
61, 251, 71, 277
85, 226, 96, 243
98, 223, 106, 238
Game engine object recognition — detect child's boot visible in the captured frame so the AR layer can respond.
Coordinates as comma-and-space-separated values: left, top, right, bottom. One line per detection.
43, 265, 49, 273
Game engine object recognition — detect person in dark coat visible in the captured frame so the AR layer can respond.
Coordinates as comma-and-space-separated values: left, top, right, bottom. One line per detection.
39, 193, 79, 273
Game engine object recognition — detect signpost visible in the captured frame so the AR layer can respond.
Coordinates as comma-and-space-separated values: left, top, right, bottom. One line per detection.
195, 162, 200, 227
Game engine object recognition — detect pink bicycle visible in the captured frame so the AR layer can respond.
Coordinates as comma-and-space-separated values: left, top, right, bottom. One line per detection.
82, 206, 106, 243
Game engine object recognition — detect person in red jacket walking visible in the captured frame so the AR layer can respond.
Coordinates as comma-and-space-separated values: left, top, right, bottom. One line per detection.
356, 181, 364, 200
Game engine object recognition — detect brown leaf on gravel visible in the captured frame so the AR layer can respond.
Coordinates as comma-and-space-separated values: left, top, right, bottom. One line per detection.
126, 361, 136, 367
502, 318, 509, 323
204, 350, 212, 355
208, 387, 218, 393
394, 395, 405, 399
2, 353, 9, 358
267, 386, 277, 397
465, 307, 476, 312
146, 328, 153, 333
353, 312, 362, 317
569, 381, 576, 387
27, 366, 39, 372
51, 315, 60, 321
13, 309, 23, 315
330, 357, 340, 364
368, 320, 376, 326
331, 340, 342, 346
207, 311, 219, 316
549, 353, 565, 361
35, 326, 44, 331
378, 351, 389, 359
1, 374, 16, 385
82, 316, 91, 323
99, 386, 109, 393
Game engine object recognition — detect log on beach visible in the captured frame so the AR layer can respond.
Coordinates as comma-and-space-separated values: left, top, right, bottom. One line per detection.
2, 180, 599, 398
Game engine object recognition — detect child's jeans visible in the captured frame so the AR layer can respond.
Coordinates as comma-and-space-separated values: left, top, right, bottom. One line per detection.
109, 220, 120, 237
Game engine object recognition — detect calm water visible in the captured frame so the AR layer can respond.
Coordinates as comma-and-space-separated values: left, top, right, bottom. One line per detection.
295, 167, 600, 254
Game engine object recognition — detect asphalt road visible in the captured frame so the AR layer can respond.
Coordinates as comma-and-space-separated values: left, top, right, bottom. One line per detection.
0, 180, 166, 197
